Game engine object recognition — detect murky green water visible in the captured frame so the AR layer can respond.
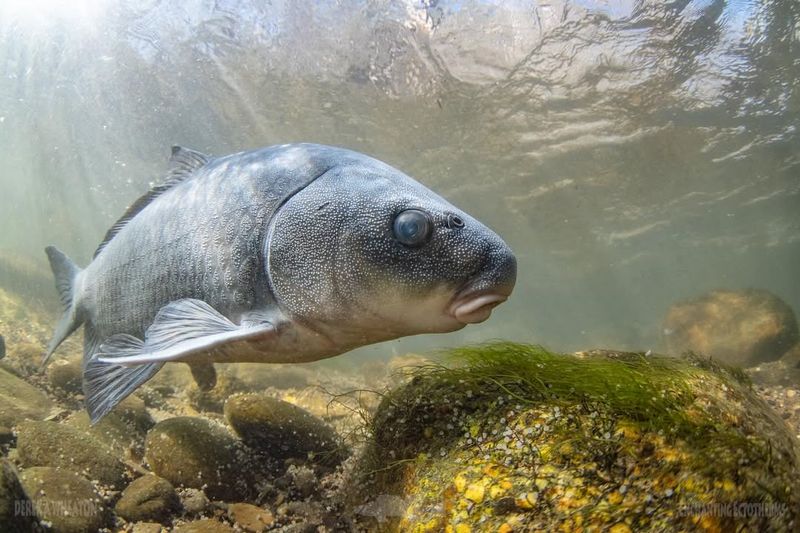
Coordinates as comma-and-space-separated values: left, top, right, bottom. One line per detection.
0, 0, 798, 359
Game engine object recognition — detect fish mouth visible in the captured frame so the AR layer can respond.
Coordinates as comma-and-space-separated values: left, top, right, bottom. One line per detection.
449, 290, 510, 324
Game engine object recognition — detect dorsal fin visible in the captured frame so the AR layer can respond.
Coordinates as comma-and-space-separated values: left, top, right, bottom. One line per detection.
93, 146, 210, 258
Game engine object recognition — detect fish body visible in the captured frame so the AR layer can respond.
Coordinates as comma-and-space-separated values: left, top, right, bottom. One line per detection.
45, 144, 516, 422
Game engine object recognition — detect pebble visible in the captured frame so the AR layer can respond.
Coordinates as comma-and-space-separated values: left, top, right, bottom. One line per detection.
115, 474, 181, 524
174, 518, 235, 533
179, 488, 210, 515
224, 393, 345, 464
145, 416, 253, 501
0, 366, 54, 427
18, 466, 110, 532
46, 356, 82, 394
131, 522, 164, 533
227, 502, 274, 532
16, 420, 127, 488
0, 460, 36, 531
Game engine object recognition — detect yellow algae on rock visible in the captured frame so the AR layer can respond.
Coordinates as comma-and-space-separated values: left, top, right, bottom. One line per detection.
609, 523, 632, 533
464, 483, 485, 503
454, 473, 467, 493
514, 492, 537, 509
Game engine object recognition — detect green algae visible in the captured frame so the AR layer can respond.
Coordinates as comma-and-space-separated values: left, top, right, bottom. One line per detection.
352, 342, 800, 532
368, 342, 750, 464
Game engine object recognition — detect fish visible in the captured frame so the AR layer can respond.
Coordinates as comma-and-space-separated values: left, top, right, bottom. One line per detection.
0, 333, 4, 359
44, 143, 516, 423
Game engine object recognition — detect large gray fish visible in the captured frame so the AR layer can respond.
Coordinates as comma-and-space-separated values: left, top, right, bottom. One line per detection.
44, 144, 516, 422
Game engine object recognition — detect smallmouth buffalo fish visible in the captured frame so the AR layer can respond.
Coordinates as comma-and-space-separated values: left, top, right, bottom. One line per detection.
44, 144, 516, 422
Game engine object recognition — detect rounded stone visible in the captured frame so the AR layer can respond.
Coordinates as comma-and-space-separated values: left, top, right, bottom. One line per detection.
131, 522, 164, 533
18, 466, 110, 533
227, 502, 274, 532
115, 474, 180, 524
144, 417, 251, 501
16, 420, 127, 489
354, 343, 800, 531
174, 518, 235, 533
0, 366, 53, 427
178, 488, 210, 515
64, 395, 153, 455
224, 394, 344, 463
663, 288, 799, 367
0, 460, 36, 532
46, 356, 82, 394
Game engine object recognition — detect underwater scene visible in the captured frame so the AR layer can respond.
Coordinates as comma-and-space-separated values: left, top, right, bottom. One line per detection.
0, 0, 799, 531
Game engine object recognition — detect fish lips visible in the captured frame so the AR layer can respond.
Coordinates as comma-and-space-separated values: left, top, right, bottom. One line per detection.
449, 288, 511, 324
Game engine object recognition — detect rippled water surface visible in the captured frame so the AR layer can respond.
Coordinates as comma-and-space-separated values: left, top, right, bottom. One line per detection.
0, 0, 798, 356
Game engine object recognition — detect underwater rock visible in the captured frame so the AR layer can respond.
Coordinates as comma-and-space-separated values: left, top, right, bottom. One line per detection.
748, 358, 800, 387
174, 518, 235, 533
224, 393, 345, 464
227, 502, 275, 532
16, 420, 128, 489
145, 416, 253, 501
65, 395, 153, 455
0, 460, 36, 532
178, 488, 211, 515
0, 366, 53, 427
233, 364, 315, 390
18, 466, 110, 532
781, 342, 800, 367
115, 474, 181, 524
6, 341, 46, 376
130, 522, 165, 533
46, 355, 83, 394
663, 288, 799, 367
352, 343, 800, 532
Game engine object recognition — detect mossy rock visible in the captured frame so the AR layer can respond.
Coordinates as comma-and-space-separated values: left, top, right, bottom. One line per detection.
46, 356, 83, 394
0, 366, 53, 427
64, 395, 153, 456
224, 393, 346, 465
18, 466, 111, 532
663, 288, 799, 367
352, 343, 800, 532
0, 460, 36, 532
115, 474, 181, 524
145, 416, 254, 501
16, 420, 128, 489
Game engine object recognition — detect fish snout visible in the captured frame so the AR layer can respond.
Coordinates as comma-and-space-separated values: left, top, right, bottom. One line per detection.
449, 243, 516, 324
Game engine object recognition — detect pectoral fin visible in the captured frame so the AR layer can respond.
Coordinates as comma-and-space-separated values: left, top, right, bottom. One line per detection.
84, 334, 164, 424
85, 299, 276, 423
97, 299, 277, 365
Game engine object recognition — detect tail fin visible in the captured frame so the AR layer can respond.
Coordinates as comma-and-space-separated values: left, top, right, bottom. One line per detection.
43, 246, 84, 366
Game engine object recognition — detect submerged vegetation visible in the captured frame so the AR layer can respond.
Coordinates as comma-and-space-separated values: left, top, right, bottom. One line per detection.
354, 342, 800, 532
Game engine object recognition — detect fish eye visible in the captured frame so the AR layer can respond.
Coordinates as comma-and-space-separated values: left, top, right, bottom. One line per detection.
393, 209, 433, 247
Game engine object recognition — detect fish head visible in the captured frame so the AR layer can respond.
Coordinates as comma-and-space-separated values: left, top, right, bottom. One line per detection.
266, 152, 516, 344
